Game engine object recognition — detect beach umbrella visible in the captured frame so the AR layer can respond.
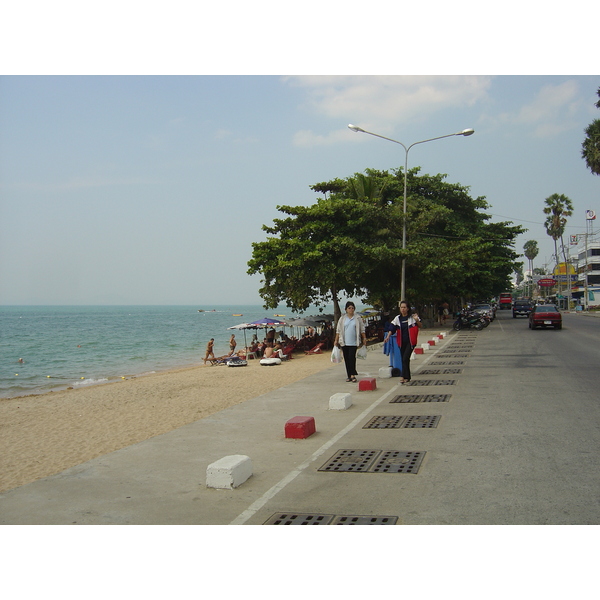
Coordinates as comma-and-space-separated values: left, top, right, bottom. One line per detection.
249, 317, 286, 326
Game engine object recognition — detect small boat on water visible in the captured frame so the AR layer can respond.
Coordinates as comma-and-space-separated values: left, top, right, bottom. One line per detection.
274, 314, 285, 317
198, 309, 216, 312
232, 314, 243, 316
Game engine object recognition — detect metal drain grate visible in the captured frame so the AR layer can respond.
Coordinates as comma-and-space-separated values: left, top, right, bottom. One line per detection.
264, 513, 399, 525
318, 449, 425, 474
430, 361, 464, 365
405, 379, 456, 386
390, 394, 451, 403
420, 368, 462, 375
318, 449, 380, 472
333, 515, 399, 525
263, 513, 334, 525
403, 415, 441, 428
363, 415, 407, 429
370, 451, 425, 473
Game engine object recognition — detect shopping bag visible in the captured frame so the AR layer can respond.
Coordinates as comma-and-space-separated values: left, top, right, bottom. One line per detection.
357, 345, 367, 360
331, 346, 342, 363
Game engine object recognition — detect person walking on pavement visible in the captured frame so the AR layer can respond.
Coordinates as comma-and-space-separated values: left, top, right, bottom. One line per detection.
334, 301, 367, 383
390, 301, 422, 383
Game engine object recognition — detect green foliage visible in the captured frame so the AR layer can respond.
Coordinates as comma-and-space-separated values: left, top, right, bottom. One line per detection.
248, 168, 525, 313
581, 87, 600, 176
543, 193, 574, 266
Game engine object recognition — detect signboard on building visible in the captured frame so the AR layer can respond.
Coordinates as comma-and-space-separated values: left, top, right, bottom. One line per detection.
538, 278, 557, 287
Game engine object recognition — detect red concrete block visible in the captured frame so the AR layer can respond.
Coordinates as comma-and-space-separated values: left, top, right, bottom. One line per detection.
358, 377, 377, 391
414, 347, 424, 354
285, 416, 316, 439
427, 340, 436, 346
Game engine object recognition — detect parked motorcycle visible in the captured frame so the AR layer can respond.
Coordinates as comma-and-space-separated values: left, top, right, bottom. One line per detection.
453, 309, 484, 331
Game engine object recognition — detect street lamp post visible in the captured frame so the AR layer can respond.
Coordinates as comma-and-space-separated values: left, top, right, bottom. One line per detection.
348, 124, 474, 304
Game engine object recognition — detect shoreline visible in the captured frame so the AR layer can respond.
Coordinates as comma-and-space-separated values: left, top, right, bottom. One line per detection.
0, 352, 335, 493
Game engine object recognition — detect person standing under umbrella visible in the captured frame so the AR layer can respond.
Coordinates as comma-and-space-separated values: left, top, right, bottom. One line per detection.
334, 301, 366, 383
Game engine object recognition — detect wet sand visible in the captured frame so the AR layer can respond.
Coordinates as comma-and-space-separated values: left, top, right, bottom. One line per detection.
0, 352, 334, 493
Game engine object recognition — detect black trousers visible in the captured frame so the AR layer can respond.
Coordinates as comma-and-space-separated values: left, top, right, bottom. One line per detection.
400, 344, 413, 381
341, 345, 358, 378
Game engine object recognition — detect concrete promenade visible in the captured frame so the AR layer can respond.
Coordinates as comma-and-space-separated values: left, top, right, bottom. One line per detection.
1, 314, 599, 525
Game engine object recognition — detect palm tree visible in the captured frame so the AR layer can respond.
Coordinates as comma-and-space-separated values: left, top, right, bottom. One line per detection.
543, 193, 574, 303
543, 193, 573, 266
523, 240, 539, 298
582, 87, 600, 176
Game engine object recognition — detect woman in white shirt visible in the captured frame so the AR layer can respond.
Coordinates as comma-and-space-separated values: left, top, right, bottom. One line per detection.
334, 301, 367, 383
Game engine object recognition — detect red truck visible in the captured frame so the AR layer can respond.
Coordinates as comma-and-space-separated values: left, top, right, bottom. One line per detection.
499, 293, 513, 310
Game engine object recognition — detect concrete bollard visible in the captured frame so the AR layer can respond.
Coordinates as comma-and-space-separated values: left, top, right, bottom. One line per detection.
378, 366, 392, 378
329, 392, 353, 410
420, 343, 430, 352
427, 340, 436, 346
358, 377, 377, 391
285, 416, 316, 439
206, 455, 252, 489
414, 347, 424, 354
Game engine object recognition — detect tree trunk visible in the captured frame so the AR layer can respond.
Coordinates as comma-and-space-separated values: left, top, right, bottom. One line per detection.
331, 286, 341, 327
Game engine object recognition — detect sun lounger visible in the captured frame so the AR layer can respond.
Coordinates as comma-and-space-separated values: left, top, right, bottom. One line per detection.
304, 342, 325, 355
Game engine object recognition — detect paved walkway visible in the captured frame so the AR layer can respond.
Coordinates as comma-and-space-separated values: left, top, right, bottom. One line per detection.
1, 315, 598, 525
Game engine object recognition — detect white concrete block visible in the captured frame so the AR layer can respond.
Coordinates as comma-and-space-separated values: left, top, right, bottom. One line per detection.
206, 454, 252, 489
410, 352, 417, 360
420, 343, 430, 351
439, 332, 446, 338
329, 392, 353, 410
378, 366, 392, 379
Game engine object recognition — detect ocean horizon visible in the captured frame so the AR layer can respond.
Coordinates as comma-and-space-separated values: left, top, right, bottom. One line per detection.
0, 304, 342, 399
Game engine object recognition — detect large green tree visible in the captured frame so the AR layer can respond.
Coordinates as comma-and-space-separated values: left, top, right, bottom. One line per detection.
248, 168, 524, 318
582, 87, 600, 176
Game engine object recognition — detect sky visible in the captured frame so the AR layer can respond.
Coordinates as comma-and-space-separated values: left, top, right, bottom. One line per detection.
1, 4, 599, 306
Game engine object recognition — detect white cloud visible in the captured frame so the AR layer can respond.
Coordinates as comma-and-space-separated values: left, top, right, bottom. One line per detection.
491, 79, 582, 138
284, 75, 492, 147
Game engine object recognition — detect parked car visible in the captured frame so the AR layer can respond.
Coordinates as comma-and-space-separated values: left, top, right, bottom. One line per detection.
472, 303, 494, 321
529, 305, 562, 329
513, 300, 533, 318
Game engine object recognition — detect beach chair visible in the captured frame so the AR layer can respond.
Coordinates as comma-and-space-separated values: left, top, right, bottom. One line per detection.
304, 342, 324, 355
279, 345, 295, 360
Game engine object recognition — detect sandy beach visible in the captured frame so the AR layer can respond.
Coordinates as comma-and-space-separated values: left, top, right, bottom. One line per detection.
0, 353, 334, 493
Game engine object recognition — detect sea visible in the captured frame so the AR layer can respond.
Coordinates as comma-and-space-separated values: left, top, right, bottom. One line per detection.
0, 305, 334, 399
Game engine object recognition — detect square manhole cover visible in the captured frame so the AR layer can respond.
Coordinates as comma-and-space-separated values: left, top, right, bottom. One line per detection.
390, 394, 451, 403
402, 415, 441, 428
370, 451, 425, 473
430, 361, 464, 365
264, 513, 399, 525
363, 415, 407, 429
333, 515, 399, 525
264, 513, 334, 525
405, 379, 456, 386
318, 449, 380, 472
318, 450, 425, 474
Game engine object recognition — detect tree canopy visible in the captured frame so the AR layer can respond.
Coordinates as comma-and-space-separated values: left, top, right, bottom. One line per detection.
248, 167, 525, 318
582, 87, 600, 176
